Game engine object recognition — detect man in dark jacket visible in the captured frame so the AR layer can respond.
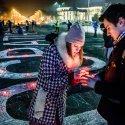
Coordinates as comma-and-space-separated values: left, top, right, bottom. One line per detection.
80, 3, 125, 125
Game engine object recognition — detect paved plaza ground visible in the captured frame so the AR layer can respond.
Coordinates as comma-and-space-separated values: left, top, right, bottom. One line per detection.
0, 25, 107, 125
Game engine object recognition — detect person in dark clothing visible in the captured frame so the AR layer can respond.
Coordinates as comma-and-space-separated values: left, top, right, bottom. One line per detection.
0, 20, 4, 50
55, 20, 60, 33
67, 20, 72, 31
32, 20, 35, 32
77, 3, 125, 125
100, 23, 114, 62
45, 32, 58, 45
8, 20, 12, 33
93, 21, 98, 37
17, 23, 23, 34
25, 20, 29, 32
2, 20, 4, 29
0, 20, 4, 36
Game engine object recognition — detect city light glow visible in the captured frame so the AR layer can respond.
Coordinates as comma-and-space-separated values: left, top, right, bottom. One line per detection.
0, 8, 55, 25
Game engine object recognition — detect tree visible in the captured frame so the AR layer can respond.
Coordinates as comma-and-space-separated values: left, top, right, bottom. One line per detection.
92, 13, 99, 22
101, 2, 111, 13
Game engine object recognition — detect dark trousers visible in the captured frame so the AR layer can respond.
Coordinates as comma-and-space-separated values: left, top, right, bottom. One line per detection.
26, 26, 29, 32
55, 27, 59, 33
53, 111, 62, 125
94, 29, 97, 37
108, 122, 121, 125
9, 27, 12, 33
0, 36, 4, 50
108, 121, 125, 125
29, 121, 40, 125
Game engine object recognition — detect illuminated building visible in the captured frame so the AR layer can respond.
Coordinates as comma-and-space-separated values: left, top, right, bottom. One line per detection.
57, 6, 102, 22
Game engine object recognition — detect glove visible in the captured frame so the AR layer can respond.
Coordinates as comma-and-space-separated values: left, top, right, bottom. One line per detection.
87, 75, 101, 89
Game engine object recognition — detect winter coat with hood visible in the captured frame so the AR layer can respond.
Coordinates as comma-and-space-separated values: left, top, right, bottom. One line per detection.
28, 33, 81, 125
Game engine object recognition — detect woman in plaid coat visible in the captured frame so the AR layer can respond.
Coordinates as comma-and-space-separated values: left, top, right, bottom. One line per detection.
28, 23, 85, 125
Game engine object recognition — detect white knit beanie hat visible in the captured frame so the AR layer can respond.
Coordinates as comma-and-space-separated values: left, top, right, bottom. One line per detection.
65, 22, 85, 45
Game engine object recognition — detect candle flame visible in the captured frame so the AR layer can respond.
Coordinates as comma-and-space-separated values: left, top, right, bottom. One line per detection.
1, 90, 10, 96
26, 82, 36, 90
0, 69, 5, 74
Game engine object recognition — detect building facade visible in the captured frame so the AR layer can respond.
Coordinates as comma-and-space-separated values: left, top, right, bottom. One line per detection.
57, 6, 102, 23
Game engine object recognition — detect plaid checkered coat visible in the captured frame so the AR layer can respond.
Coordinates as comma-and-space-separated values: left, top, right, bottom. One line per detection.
28, 33, 81, 125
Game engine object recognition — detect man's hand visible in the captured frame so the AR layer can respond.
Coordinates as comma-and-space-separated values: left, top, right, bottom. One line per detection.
80, 75, 101, 89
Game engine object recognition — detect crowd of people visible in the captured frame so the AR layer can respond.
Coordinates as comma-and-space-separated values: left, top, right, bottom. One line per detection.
0, 20, 37, 34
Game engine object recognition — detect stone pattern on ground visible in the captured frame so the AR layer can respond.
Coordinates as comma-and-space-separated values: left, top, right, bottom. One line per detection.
0, 30, 107, 125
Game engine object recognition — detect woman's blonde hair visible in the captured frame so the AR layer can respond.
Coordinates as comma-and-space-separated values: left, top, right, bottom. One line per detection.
66, 42, 83, 65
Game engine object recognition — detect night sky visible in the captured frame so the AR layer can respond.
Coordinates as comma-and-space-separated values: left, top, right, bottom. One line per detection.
0, 0, 69, 15
0, 0, 125, 16
2, 0, 56, 16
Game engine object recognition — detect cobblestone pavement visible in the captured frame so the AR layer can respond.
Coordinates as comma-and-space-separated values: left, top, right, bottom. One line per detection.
0, 30, 106, 125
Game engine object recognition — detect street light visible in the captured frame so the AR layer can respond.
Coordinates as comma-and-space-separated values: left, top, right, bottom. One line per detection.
54, 2, 65, 8
53, 2, 60, 9
62, 2, 65, 7
87, 0, 90, 21
86, 0, 90, 33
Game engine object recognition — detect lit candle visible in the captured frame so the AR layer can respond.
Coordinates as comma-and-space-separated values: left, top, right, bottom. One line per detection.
1, 90, 10, 96
0, 69, 5, 74
26, 82, 36, 90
